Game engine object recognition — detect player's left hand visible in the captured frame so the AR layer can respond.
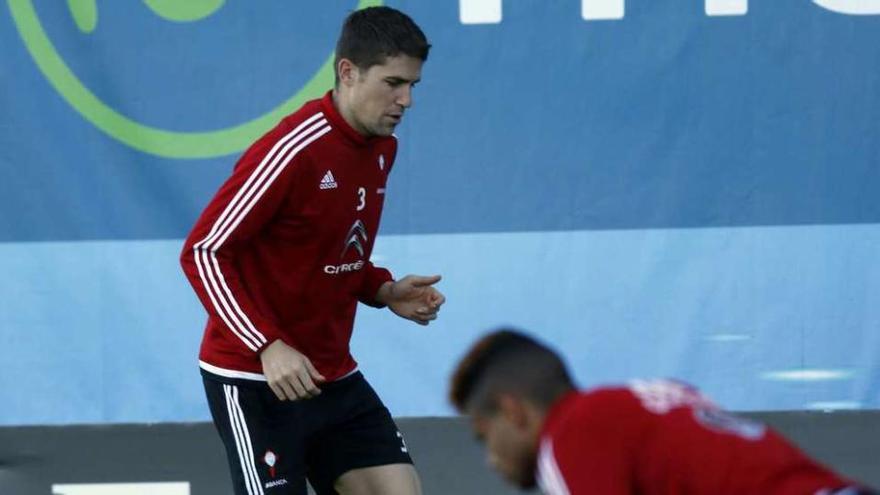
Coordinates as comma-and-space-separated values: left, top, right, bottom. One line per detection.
378, 274, 445, 325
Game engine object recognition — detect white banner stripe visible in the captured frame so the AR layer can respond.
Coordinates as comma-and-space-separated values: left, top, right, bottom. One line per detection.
196, 112, 324, 249
231, 386, 265, 495
194, 250, 259, 351
224, 385, 259, 495
194, 113, 329, 352
197, 248, 262, 349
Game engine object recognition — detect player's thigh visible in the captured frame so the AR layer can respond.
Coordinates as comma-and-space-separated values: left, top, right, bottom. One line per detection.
305, 373, 415, 494
334, 463, 422, 495
203, 375, 309, 495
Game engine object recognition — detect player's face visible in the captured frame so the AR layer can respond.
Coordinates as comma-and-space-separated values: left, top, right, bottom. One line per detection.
346, 55, 423, 137
472, 412, 538, 489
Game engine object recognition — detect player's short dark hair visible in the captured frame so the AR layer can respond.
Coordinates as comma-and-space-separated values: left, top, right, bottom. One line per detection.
449, 329, 575, 414
334, 6, 431, 84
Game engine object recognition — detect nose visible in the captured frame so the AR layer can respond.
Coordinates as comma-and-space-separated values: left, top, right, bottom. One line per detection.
396, 84, 413, 109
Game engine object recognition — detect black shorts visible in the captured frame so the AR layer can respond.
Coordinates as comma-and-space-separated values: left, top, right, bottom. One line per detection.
203, 370, 413, 495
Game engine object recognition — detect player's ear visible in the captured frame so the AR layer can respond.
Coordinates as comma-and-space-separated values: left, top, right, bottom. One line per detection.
337, 58, 358, 87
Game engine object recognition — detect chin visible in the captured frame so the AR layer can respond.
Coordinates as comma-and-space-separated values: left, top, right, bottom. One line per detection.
510, 454, 538, 489
510, 471, 537, 490
365, 126, 394, 138
378, 125, 397, 137
498, 463, 536, 490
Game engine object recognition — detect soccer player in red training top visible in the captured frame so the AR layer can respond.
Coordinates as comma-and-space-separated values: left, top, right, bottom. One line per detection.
180, 7, 443, 495
449, 329, 875, 495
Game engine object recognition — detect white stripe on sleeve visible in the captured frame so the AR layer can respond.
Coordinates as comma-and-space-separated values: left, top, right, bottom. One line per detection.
193, 114, 330, 351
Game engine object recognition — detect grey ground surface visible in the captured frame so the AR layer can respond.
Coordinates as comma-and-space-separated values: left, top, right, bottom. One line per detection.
0, 413, 877, 494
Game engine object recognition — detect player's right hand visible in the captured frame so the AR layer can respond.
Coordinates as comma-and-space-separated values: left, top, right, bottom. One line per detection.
259, 339, 326, 401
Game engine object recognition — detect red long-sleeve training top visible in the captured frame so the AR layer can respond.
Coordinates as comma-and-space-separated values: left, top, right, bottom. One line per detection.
181, 91, 395, 382
536, 380, 860, 495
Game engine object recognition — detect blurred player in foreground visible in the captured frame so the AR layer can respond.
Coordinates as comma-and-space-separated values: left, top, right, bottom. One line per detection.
449, 329, 875, 495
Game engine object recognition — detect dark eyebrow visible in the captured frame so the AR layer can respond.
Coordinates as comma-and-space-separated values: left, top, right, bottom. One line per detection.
385, 76, 421, 84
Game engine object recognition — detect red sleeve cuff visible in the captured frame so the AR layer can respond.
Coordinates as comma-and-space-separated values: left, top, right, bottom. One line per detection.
359, 264, 393, 308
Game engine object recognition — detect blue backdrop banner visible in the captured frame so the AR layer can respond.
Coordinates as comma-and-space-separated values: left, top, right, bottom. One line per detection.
1, 0, 878, 425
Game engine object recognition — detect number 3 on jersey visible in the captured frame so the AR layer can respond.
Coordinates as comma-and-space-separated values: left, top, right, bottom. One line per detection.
357, 187, 366, 211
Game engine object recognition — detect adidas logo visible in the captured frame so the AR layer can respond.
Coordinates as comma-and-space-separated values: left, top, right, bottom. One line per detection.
319, 170, 338, 190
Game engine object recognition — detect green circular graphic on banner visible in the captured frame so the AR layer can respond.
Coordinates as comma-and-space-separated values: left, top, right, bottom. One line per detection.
143, 0, 225, 22
8, 0, 382, 158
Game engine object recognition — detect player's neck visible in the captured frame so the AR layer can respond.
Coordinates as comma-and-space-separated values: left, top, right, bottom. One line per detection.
331, 89, 369, 137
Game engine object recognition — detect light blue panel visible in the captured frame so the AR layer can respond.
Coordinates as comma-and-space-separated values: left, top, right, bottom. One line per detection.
0, 240, 208, 425
353, 224, 880, 416
0, 242, 105, 422
1, 224, 878, 425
